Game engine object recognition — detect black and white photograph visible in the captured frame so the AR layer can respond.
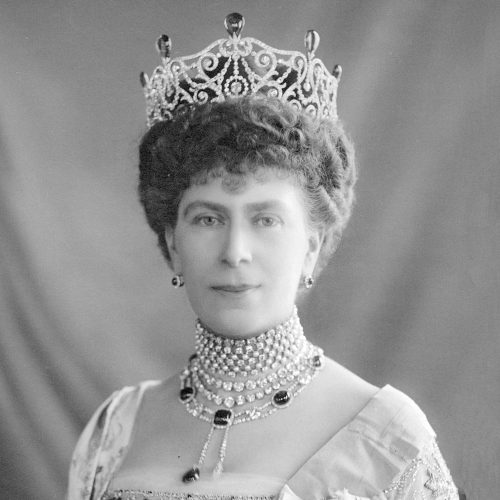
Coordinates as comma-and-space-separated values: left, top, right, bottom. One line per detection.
1, 1, 498, 499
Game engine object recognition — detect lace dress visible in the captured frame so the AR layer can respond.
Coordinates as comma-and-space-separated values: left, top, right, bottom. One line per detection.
67, 381, 459, 500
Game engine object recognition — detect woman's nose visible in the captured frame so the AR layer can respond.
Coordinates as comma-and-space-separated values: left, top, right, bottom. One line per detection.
220, 223, 252, 267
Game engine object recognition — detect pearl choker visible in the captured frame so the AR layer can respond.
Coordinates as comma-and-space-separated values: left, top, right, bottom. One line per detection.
178, 307, 324, 483
194, 306, 304, 377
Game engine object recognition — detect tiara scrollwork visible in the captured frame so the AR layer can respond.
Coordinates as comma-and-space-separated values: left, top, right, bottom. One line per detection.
140, 13, 341, 128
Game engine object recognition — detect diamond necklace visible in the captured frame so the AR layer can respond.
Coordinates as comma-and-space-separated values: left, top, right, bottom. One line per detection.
178, 309, 324, 483
194, 307, 304, 377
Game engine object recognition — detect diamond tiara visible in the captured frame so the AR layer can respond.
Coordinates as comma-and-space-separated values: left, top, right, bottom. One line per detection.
140, 13, 342, 128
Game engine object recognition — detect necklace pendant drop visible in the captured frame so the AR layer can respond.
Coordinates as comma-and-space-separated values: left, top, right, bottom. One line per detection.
182, 466, 200, 483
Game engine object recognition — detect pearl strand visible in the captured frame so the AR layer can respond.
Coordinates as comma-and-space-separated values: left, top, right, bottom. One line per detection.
194, 306, 303, 377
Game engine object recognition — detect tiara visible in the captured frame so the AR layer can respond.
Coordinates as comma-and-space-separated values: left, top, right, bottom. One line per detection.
140, 13, 342, 128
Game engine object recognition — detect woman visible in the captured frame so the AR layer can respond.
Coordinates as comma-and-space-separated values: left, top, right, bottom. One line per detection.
67, 14, 459, 500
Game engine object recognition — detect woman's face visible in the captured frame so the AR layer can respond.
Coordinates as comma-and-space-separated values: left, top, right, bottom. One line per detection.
166, 167, 322, 338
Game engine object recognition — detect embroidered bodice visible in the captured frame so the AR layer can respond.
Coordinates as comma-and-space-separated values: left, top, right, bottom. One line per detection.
103, 469, 283, 500
67, 381, 458, 500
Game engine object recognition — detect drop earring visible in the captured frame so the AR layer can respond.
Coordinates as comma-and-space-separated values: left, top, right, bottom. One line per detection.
172, 274, 185, 288
303, 275, 314, 289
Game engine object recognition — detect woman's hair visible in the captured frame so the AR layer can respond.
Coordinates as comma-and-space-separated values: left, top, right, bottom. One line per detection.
138, 96, 356, 278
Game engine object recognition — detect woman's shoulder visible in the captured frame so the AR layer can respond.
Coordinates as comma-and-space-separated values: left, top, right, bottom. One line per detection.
319, 358, 380, 411
288, 360, 458, 499
75, 379, 167, 445
319, 358, 434, 445
329, 382, 457, 498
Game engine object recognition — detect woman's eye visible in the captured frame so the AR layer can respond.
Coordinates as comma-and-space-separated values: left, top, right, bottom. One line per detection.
194, 215, 222, 226
256, 215, 280, 227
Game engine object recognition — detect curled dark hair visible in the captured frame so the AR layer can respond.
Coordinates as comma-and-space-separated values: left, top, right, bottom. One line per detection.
138, 96, 356, 277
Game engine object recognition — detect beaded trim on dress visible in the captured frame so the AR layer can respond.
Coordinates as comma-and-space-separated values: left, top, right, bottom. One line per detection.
102, 491, 276, 500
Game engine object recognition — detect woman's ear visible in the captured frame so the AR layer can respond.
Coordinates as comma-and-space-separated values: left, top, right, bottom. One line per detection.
164, 227, 181, 272
303, 227, 325, 276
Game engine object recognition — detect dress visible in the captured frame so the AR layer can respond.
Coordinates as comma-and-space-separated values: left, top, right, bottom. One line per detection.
67, 381, 459, 500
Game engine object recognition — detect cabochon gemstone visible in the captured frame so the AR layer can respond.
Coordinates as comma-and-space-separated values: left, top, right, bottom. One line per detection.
273, 390, 291, 408
224, 12, 245, 37
214, 409, 233, 427
179, 387, 195, 402
333, 64, 342, 81
156, 34, 171, 59
182, 466, 200, 483
304, 30, 320, 57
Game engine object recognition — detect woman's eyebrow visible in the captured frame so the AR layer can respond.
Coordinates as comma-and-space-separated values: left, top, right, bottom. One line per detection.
182, 201, 228, 217
245, 200, 288, 212
182, 200, 289, 218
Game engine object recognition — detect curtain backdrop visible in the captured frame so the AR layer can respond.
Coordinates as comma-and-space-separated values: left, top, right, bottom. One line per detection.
1, 1, 498, 498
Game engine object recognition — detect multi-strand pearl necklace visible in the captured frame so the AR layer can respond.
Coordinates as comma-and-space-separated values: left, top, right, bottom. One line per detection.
178, 307, 324, 483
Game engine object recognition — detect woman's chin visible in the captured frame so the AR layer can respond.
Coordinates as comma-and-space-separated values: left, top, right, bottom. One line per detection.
198, 307, 288, 339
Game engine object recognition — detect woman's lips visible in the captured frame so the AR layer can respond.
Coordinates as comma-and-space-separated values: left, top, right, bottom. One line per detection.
211, 284, 260, 295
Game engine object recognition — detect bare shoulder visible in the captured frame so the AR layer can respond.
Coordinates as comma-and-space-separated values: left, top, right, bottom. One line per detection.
321, 356, 379, 400
304, 356, 380, 432
119, 372, 195, 467
139, 372, 181, 414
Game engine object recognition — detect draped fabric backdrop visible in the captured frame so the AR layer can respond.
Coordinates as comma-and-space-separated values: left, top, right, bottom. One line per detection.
1, 1, 498, 498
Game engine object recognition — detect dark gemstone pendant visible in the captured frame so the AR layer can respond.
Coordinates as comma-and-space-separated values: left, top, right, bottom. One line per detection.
179, 386, 195, 403
224, 13, 245, 38
156, 34, 171, 59
272, 390, 291, 408
311, 354, 323, 368
213, 409, 233, 428
182, 466, 200, 483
